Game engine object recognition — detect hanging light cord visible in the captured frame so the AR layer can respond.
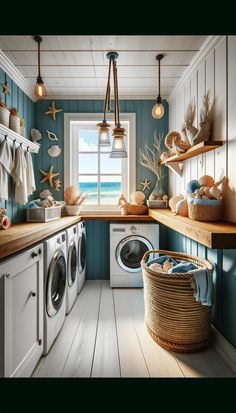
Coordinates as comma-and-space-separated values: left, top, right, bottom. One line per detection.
158, 58, 161, 98
37, 40, 41, 79
103, 58, 111, 122
113, 59, 120, 127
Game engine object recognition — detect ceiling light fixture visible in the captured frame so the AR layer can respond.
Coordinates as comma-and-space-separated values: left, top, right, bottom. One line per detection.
97, 52, 127, 158
152, 54, 164, 119
34, 35, 47, 99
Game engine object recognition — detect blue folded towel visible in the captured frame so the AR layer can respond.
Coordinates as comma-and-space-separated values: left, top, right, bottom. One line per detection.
190, 268, 212, 306
168, 261, 198, 273
148, 255, 179, 266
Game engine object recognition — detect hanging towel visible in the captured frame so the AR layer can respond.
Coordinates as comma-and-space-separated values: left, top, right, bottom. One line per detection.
10, 139, 17, 182
25, 150, 36, 196
14, 145, 28, 205
0, 139, 13, 201
190, 268, 213, 306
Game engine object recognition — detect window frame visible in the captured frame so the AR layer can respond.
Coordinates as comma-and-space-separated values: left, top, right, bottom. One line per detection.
64, 113, 136, 213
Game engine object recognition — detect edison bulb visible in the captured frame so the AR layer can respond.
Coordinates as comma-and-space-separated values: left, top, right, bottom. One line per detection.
152, 103, 164, 119
35, 81, 47, 99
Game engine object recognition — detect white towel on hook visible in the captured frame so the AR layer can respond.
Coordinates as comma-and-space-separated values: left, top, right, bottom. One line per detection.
25, 150, 36, 196
10, 140, 17, 181
0, 138, 13, 201
14, 145, 28, 205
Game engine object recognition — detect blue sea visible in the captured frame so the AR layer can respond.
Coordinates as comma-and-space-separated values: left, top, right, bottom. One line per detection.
79, 182, 121, 204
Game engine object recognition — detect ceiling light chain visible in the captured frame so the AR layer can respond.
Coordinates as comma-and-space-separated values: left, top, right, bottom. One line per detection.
152, 53, 165, 119
34, 35, 47, 100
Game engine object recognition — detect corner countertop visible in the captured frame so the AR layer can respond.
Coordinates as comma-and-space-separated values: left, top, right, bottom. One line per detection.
0, 213, 154, 261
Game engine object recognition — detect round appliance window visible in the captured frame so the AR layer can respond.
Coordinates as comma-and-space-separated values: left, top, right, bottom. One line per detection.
68, 243, 77, 287
116, 236, 153, 273
78, 232, 86, 273
47, 251, 66, 317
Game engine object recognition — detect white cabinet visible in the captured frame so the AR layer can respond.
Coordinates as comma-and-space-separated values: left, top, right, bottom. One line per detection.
0, 244, 44, 377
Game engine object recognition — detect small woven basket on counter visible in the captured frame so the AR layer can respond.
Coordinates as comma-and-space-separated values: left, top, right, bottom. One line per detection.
141, 249, 214, 353
187, 198, 223, 221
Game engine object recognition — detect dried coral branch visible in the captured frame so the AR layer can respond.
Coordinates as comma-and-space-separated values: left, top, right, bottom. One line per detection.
138, 133, 164, 181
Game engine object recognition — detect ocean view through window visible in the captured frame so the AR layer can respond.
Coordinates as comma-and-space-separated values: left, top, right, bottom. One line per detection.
64, 113, 136, 212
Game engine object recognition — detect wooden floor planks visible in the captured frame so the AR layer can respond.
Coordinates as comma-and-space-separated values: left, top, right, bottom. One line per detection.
33, 280, 235, 378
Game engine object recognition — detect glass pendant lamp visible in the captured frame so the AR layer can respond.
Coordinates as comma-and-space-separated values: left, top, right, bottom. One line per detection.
152, 54, 164, 119
34, 36, 47, 99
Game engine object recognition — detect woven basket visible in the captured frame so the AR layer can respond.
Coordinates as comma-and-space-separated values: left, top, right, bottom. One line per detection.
188, 198, 223, 221
141, 249, 214, 353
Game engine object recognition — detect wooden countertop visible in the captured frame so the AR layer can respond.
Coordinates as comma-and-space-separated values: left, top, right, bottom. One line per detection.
149, 208, 236, 249
0, 214, 153, 260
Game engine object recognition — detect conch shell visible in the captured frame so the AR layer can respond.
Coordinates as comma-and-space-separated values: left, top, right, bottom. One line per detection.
169, 194, 184, 213
175, 198, 188, 217
165, 131, 191, 155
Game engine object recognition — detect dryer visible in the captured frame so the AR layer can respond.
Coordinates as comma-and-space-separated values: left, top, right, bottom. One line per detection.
43, 231, 67, 354
66, 225, 78, 314
110, 223, 159, 287
77, 221, 86, 293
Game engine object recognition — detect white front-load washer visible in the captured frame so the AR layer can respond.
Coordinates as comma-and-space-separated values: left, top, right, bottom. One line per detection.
66, 225, 78, 314
77, 221, 86, 293
43, 231, 67, 354
110, 223, 159, 287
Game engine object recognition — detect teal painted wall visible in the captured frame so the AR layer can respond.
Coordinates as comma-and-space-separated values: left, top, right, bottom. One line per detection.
34, 99, 169, 279
166, 230, 236, 348
0, 68, 35, 223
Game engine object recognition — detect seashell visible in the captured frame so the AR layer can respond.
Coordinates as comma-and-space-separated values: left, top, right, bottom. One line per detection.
162, 195, 168, 201
209, 186, 222, 200
48, 144, 62, 157
202, 195, 209, 199
195, 188, 204, 196
149, 194, 156, 201
160, 151, 170, 161
203, 187, 214, 199
172, 139, 191, 155
31, 128, 42, 142
199, 175, 214, 187
186, 180, 201, 194
214, 177, 225, 188
165, 131, 181, 149
46, 130, 58, 141
169, 195, 184, 213
175, 198, 188, 217
131, 191, 145, 205
40, 189, 52, 199
149, 263, 163, 272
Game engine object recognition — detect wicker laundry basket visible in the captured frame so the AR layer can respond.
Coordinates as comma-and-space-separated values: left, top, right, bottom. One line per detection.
141, 249, 214, 353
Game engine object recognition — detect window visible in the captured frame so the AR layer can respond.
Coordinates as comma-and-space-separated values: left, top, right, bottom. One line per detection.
64, 113, 136, 213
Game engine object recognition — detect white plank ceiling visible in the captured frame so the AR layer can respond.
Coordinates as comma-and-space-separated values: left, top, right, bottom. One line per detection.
0, 36, 208, 99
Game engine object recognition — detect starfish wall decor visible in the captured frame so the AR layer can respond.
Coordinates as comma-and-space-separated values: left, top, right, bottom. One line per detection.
45, 101, 63, 120
2, 81, 11, 96
40, 165, 59, 187
140, 178, 151, 192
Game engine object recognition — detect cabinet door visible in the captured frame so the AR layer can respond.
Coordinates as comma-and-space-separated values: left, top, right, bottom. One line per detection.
4, 244, 43, 377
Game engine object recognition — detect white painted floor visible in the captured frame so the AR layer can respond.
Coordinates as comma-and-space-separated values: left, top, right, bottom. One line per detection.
33, 280, 235, 378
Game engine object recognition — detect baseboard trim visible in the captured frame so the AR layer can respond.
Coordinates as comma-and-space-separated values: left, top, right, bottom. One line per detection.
212, 325, 236, 375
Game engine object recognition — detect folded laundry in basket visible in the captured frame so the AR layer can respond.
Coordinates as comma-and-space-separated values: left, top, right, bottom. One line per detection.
168, 261, 198, 273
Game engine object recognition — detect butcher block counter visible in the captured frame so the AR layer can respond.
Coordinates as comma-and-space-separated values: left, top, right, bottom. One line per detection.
0, 214, 154, 260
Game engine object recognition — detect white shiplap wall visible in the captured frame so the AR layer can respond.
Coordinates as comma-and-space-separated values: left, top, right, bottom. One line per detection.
168, 36, 236, 223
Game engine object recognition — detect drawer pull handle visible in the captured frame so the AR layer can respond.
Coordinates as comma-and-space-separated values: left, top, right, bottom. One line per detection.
31, 252, 38, 258
38, 248, 42, 255
31, 291, 36, 297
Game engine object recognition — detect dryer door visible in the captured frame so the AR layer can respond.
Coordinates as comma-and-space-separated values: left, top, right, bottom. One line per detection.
116, 235, 153, 273
78, 231, 86, 273
47, 250, 66, 317
68, 240, 77, 287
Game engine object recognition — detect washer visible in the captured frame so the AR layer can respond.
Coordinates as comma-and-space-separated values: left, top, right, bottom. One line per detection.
77, 221, 86, 293
43, 231, 67, 354
66, 225, 78, 314
110, 223, 159, 287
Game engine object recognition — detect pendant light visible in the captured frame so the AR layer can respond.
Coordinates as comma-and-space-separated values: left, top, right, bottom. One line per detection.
152, 54, 164, 119
97, 52, 127, 158
34, 35, 47, 99
97, 57, 111, 146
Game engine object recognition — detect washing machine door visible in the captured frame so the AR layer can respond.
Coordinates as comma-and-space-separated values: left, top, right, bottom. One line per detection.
116, 235, 153, 273
68, 239, 77, 287
47, 250, 66, 317
78, 231, 86, 273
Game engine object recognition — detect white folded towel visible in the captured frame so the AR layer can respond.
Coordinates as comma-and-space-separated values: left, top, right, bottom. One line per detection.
0, 139, 13, 201
25, 150, 36, 196
14, 145, 28, 205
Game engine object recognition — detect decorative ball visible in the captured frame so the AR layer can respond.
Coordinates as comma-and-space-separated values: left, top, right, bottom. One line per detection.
199, 175, 214, 188
186, 180, 201, 194
131, 191, 145, 205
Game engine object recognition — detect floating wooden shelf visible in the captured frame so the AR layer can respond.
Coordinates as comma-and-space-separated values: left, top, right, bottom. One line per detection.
148, 208, 236, 249
0, 123, 40, 153
160, 141, 224, 165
